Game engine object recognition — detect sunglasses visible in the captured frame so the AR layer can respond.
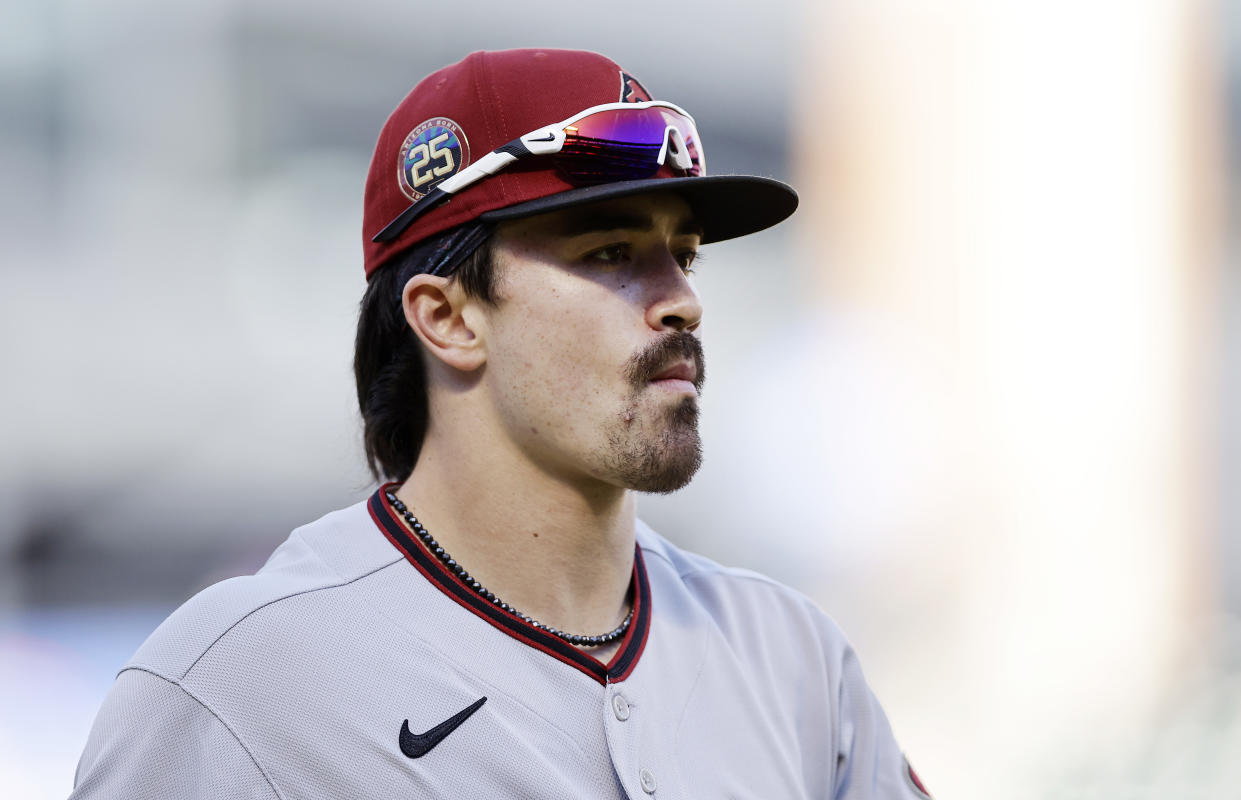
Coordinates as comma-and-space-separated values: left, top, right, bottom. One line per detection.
373, 101, 706, 243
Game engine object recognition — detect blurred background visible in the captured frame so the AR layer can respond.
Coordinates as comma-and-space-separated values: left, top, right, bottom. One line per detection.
2, 0, 1239, 797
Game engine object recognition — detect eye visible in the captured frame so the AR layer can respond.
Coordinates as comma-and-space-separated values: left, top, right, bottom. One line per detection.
585, 243, 632, 266
677, 249, 702, 275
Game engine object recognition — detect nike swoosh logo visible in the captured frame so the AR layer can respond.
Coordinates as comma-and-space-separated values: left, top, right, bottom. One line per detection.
528, 132, 556, 142
399, 697, 487, 758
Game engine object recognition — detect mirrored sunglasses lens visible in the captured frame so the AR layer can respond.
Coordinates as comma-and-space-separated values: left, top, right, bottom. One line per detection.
556, 107, 702, 183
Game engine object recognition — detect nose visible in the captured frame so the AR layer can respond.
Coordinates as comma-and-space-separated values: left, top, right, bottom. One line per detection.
645, 255, 703, 333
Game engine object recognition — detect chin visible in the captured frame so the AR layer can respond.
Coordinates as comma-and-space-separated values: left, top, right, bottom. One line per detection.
608, 396, 703, 494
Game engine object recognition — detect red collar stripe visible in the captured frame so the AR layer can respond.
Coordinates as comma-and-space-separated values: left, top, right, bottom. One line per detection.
367, 487, 651, 685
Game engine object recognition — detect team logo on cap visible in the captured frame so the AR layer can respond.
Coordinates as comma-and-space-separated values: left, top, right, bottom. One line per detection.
619, 71, 653, 103
396, 117, 471, 202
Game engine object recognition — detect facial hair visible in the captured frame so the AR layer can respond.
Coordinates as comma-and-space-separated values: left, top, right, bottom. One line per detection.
606, 332, 706, 494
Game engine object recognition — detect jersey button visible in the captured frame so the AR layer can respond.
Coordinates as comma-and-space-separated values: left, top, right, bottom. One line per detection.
639, 768, 657, 794
612, 693, 631, 721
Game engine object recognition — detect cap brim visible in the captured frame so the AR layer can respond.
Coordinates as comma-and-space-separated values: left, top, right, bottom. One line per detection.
478, 175, 798, 244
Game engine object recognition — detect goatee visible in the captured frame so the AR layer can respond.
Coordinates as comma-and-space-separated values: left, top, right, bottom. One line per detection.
609, 332, 705, 494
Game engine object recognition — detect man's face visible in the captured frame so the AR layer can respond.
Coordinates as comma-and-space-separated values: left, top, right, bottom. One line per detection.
478, 192, 706, 494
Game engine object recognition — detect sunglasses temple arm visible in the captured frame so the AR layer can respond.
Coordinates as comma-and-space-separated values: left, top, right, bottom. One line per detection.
372, 146, 526, 243
372, 189, 446, 242
438, 146, 524, 192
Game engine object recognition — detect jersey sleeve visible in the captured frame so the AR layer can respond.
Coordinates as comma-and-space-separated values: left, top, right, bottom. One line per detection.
70, 667, 280, 800
832, 644, 932, 800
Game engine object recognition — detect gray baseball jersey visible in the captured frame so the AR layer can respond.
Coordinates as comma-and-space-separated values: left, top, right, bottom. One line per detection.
70, 487, 932, 799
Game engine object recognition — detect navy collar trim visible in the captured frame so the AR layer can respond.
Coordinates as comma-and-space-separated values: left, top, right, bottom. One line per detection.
367, 486, 651, 685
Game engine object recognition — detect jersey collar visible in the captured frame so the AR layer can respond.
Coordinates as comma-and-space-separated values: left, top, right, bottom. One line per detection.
367, 486, 651, 685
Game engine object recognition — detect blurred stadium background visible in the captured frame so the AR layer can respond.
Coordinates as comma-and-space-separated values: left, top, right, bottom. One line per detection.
2, 0, 1240, 797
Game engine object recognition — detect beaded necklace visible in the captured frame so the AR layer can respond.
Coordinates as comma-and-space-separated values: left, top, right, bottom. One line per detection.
385, 491, 633, 648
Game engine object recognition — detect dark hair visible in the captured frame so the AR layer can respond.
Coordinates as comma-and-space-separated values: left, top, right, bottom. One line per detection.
354, 239, 497, 483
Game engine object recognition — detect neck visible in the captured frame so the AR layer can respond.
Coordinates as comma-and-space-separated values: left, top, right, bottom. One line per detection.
394, 426, 637, 639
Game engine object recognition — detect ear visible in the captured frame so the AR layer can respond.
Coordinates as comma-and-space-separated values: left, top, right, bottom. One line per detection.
401, 274, 487, 372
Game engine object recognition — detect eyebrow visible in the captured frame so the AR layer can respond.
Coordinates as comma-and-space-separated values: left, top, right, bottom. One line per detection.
548, 209, 704, 240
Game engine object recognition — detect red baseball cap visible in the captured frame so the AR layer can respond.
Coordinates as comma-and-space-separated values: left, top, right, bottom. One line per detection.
362, 48, 798, 278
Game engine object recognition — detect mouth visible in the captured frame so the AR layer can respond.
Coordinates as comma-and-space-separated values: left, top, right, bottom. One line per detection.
648, 361, 699, 394
625, 331, 705, 397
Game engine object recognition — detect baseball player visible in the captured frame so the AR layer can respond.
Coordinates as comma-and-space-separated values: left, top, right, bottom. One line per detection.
70, 48, 932, 799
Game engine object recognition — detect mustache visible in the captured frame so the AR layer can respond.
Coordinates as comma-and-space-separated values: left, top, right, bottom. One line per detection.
625, 332, 705, 392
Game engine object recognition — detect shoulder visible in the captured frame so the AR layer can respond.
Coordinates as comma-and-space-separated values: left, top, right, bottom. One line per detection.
636, 517, 830, 616
635, 521, 929, 799
126, 498, 403, 682
635, 519, 853, 661
71, 667, 280, 800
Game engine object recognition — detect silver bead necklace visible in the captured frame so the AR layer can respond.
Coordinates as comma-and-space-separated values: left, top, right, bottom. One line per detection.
385, 491, 633, 648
